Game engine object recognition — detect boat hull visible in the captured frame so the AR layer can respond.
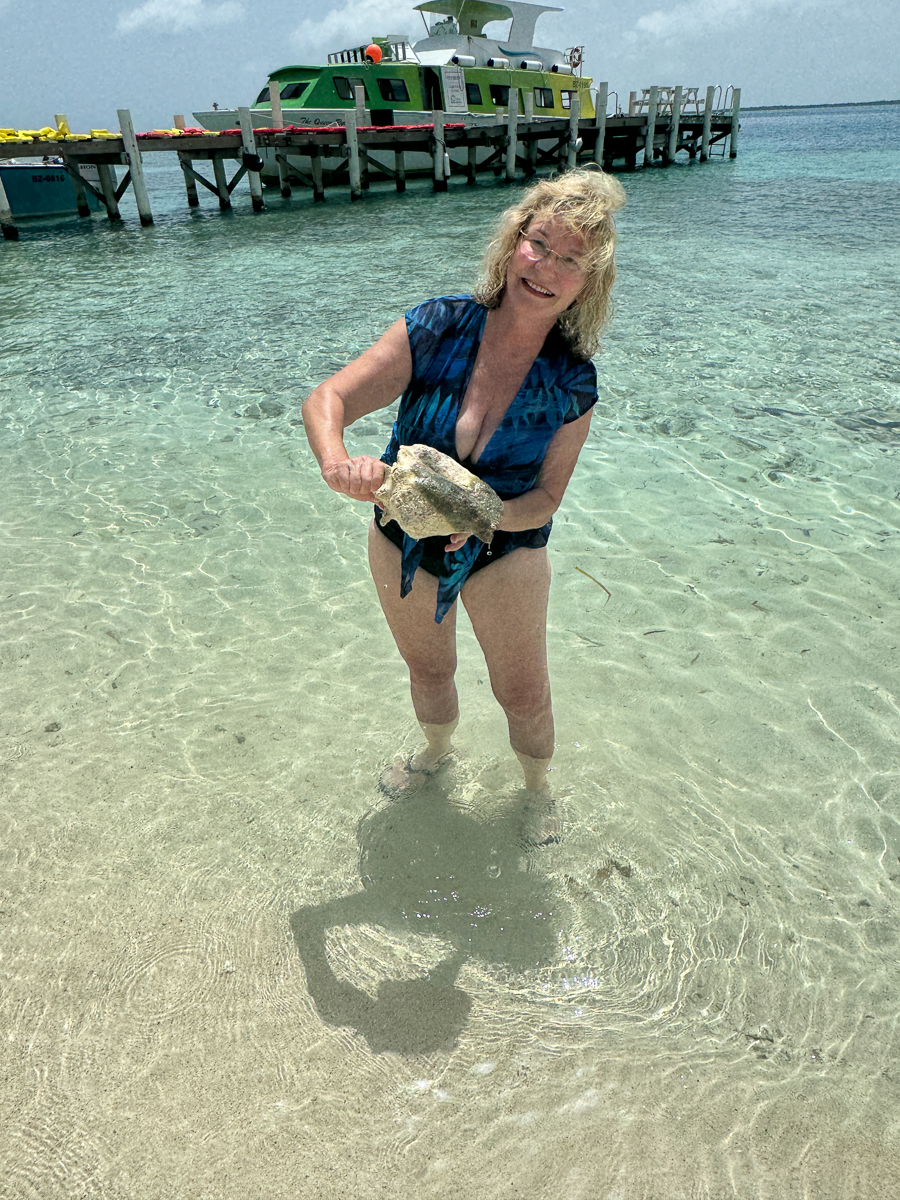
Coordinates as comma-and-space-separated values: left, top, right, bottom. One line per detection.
0, 162, 101, 218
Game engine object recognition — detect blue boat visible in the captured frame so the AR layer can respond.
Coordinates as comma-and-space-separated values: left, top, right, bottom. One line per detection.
0, 159, 102, 217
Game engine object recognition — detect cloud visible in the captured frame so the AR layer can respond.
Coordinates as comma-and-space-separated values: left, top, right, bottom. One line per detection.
290, 0, 424, 62
117, 0, 244, 34
629, 0, 834, 40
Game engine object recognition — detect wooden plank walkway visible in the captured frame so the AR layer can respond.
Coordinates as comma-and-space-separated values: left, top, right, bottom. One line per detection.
0, 93, 739, 240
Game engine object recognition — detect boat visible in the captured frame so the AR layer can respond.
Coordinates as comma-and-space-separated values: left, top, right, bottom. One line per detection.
0, 158, 102, 218
193, 0, 593, 183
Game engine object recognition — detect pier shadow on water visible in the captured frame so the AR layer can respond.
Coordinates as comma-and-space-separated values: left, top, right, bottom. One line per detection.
289, 779, 559, 1055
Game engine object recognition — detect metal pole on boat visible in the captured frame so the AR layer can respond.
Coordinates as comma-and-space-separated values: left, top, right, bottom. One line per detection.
700, 85, 715, 162
433, 109, 448, 191
642, 86, 659, 167
729, 87, 741, 157
238, 107, 265, 211
505, 87, 518, 180
269, 80, 292, 196
567, 88, 581, 169
666, 85, 683, 164
345, 108, 363, 200
592, 82, 608, 167
117, 109, 153, 225
0, 172, 19, 241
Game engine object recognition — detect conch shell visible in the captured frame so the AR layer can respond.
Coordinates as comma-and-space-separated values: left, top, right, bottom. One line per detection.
375, 444, 503, 544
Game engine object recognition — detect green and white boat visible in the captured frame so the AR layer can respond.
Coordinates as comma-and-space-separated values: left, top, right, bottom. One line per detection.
194, 0, 595, 176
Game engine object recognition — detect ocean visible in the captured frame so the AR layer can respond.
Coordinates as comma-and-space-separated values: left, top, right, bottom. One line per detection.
1, 105, 898, 1198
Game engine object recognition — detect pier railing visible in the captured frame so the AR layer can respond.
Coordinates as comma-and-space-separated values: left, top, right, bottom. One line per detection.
0, 84, 741, 242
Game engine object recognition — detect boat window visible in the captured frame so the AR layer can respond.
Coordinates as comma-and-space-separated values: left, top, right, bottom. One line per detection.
466, 82, 482, 105
333, 76, 353, 100
534, 87, 555, 108
489, 84, 509, 106
377, 78, 410, 103
560, 90, 574, 109
255, 87, 271, 104
280, 82, 311, 100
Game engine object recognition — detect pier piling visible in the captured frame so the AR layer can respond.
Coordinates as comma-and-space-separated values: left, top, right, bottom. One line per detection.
593, 82, 608, 168
506, 89, 519, 180
466, 141, 478, 185
433, 110, 448, 191
567, 90, 581, 170
118, 109, 153, 225
394, 150, 406, 193
730, 87, 741, 157
212, 155, 231, 209
354, 85, 367, 128
666, 85, 683, 164
269, 83, 292, 197
643, 86, 660, 167
237, 108, 265, 211
178, 152, 200, 206
96, 164, 121, 219
345, 109, 362, 200
56, 113, 91, 217
309, 150, 325, 201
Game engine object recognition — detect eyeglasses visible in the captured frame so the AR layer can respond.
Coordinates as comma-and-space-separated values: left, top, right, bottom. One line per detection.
518, 230, 587, 277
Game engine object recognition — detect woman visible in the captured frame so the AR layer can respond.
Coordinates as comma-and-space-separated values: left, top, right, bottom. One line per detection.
302, 169, 625, 801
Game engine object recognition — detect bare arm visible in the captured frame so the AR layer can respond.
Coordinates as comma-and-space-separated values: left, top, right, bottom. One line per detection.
301, 318, 412, 503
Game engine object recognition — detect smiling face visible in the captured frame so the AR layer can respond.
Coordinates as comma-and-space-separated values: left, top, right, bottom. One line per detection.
505, 215, 589, 320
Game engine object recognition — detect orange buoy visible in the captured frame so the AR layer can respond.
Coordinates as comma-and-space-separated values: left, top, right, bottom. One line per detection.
364, 43, 383, 63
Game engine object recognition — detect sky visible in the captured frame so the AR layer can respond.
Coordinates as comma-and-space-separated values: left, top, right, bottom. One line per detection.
0, 0, 897, 133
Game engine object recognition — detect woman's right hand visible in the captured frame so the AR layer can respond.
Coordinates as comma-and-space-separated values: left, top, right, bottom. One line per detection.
321, 455, 387, 504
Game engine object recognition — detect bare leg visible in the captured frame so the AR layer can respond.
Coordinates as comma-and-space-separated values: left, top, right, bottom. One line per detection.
368, 520, 459, 775
461, 546, 554, 793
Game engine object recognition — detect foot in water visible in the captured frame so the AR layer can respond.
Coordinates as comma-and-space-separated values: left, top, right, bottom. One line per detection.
378, 749, 454, 797
378, 718, 459, 798
513, 750, 560, 846
520, 792, 562, 847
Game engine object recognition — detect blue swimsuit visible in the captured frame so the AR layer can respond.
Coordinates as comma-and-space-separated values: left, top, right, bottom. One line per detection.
378, 295, 598, 623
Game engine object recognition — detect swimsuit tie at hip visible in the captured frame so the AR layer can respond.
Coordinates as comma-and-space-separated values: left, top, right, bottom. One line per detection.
399, 532, 485, 623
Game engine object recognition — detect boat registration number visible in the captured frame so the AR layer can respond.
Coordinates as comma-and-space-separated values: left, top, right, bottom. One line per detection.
31, 174, 69, 183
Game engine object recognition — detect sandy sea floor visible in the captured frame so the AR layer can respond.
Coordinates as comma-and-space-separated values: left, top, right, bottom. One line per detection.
1, 110, 899, 1198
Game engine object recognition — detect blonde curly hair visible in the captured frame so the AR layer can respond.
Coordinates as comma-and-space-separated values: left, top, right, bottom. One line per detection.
473, 168, 626, 359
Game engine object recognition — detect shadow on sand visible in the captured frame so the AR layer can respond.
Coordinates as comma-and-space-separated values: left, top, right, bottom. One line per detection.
290, 776, 560, 1054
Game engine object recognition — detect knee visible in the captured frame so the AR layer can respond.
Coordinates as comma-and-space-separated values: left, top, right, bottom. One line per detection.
491, 673, 551, 720
407, 655, 457, 693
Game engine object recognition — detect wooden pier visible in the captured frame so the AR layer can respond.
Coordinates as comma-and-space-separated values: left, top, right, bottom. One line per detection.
0, 86, 740, 241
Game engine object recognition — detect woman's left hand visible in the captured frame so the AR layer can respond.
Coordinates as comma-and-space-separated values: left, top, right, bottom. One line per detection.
444, 533, 470, 553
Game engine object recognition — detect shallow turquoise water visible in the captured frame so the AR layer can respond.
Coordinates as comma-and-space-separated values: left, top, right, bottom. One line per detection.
1, 109, 898, 1198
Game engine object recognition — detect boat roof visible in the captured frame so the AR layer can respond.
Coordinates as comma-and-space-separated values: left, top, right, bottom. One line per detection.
414, 0, 562, 42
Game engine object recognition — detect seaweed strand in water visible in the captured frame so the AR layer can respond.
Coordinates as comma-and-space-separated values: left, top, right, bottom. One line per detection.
575, 565, 611, 604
